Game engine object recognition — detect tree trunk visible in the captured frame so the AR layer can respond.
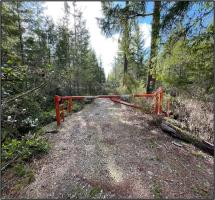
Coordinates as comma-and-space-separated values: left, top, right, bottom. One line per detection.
161, 118, 214, 156
124, 53, 128, 74
73, 2, 80, 95
17, 2, 29, 91
123, 1, 129, 86
17, 2, 24, 65
146, 1, 161, 93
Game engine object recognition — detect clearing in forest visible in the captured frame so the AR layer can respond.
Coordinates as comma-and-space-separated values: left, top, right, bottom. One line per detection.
17, 99, 213, 199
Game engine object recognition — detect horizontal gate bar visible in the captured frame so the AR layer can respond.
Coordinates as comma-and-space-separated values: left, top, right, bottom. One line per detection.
54, 87, 169, 126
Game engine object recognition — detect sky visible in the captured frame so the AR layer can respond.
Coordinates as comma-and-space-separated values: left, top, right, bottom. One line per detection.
44, 1, 151, 78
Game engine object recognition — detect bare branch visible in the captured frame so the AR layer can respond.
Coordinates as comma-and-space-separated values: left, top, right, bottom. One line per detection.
2, 82, 47, 107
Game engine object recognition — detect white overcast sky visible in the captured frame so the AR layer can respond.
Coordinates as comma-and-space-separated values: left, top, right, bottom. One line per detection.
44, 1, 151, 77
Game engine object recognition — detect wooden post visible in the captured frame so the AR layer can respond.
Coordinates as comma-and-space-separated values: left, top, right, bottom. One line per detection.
154, 87, 163, 115
67, 98, 72, 113
55, 95, 61, 127
154, 90, 158, 114
67, 99, 69, 112
159, 87, 163, 114
70, 98, 73, 112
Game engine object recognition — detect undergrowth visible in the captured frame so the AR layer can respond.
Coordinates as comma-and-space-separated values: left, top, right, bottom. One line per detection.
1, 132, 49, 196
2, 133, 49, 167
1, 99, 90, 182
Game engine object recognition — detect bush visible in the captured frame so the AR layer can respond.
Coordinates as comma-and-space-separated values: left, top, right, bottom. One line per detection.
39, 110, 56, 125
72, 101, 84, 112
2, 96, 42, 136
13, 162, 33, 178
2, 134, 49, 163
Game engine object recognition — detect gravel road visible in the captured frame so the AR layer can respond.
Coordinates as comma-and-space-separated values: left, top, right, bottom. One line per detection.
19, 99, 213, 199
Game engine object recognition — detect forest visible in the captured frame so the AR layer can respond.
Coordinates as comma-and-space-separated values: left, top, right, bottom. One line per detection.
1, 1, 214, 199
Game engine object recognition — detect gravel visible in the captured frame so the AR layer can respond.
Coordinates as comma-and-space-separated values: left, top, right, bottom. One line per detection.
16, 99, 213, 199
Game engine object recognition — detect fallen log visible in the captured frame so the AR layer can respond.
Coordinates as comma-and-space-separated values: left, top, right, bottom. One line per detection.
110, 98, 142, 109
45, 129, 58, 134
163, 117, 187, 129
161, 118, 214, 156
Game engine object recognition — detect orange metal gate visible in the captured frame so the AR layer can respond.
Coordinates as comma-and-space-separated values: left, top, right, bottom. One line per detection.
54, 87, 170, 126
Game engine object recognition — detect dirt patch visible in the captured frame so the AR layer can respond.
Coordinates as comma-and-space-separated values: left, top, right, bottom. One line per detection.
2, 99, 213, 199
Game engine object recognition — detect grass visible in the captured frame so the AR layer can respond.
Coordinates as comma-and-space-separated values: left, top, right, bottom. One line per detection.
151, 181, 162, 199
191, 185, 209, 197
89, 186, 102, 198
148, 139, 158, 149
1, 133, 49, 193
66, 184, 102, 199
148, 157, 161, 163
2, 162, 35, 195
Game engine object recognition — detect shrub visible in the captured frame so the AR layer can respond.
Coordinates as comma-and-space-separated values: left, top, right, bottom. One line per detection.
2, 96, 42, 136
2, 135, 49, 163
72, 101, 84, 112
14, 162, 29, 177
39, 110, 56, 125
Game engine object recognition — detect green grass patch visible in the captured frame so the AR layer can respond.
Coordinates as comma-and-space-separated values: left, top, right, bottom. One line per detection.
89, 186, 102, 198
151, 181, 162, 199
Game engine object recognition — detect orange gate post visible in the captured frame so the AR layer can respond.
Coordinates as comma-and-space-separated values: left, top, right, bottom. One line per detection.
54, 95, 61, 126
154, 87, 163, 115
60, 103, 64, 122
67, 98, 72, 113
158, 87, 163, 114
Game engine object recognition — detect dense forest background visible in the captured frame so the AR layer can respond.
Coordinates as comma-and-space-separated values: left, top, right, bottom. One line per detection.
104, 1, 213, 98
2, 1, 106, 141
1, 1, 214, 186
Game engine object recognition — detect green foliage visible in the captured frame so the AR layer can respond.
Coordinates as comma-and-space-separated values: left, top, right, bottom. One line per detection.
2, 135, 49, 162
89, 186, 102, 198
13, 162, 34, 179
2, 1, 105, 147
156, 24, 213, 98
161, 2, 190, 31
40, 110, 56, 125
72, 101, 84, 112
2, 139, 21, 161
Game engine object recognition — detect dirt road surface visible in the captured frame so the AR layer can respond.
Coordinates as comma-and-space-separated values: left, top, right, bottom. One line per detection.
18, 99, 213, 199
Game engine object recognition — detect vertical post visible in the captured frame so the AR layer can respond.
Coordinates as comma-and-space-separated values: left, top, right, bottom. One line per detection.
70, 98, 73, 112
55, 95, 61, 127
67, 99, 70, 113
154, 89, 159, 114
157, 92, 160, 114
67, 98, 72, 112
154, 87, 163, 115
158, 87, 163, 114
